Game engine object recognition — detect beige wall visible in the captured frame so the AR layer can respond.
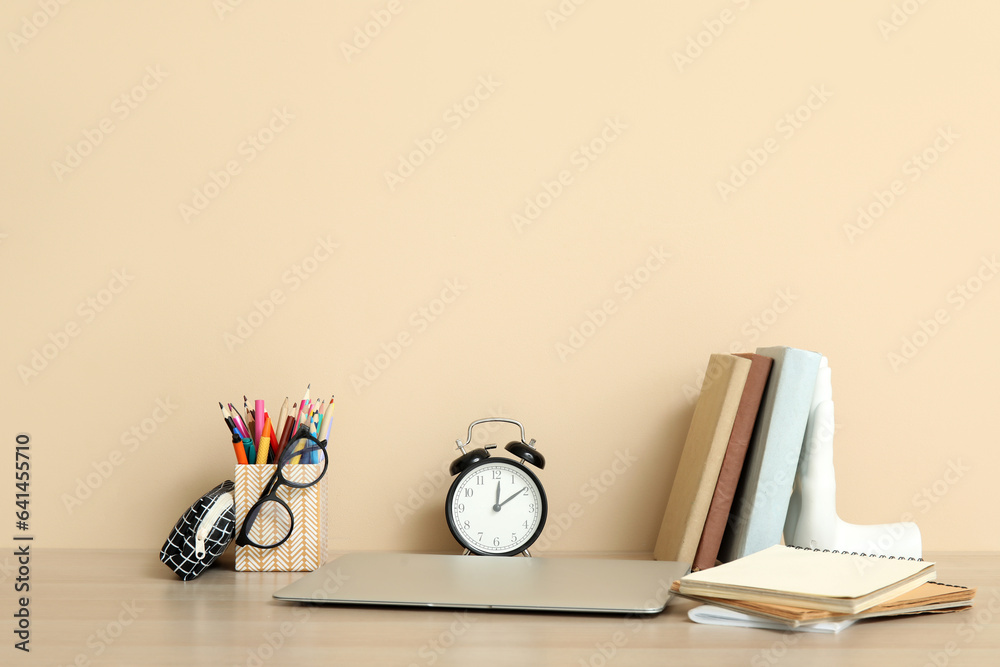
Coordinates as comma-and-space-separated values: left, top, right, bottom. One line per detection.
2, 1, 997, 554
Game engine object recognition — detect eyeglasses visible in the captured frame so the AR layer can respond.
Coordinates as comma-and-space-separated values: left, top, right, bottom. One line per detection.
235, 428, 329, 550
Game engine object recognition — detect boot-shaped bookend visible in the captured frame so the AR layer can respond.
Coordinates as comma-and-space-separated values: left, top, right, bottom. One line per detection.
784, 357, 922, 558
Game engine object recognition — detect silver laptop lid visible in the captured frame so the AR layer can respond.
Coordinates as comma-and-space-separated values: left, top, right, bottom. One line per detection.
273, 553, 688, 614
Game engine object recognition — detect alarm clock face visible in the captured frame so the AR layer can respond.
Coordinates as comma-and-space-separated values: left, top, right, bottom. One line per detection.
445, 458, 547, 556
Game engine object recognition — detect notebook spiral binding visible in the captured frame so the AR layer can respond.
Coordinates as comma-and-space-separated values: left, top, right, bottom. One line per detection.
786, 545, 970, 590
786, 544, 924, 561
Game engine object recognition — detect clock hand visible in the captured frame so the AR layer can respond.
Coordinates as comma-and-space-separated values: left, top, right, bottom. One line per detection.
499, 488, 524, 507
493, 481, 502, 512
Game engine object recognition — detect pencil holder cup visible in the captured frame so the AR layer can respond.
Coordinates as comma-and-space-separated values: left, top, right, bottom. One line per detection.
233, 464, 329, 572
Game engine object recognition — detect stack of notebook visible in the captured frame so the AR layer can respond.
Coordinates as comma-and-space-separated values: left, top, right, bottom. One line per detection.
670, 545, 975, 631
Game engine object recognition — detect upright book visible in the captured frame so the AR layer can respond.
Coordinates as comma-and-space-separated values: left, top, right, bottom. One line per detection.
691, 353, 773, 571
718, 346, 822, 562
654, 354, 751, 564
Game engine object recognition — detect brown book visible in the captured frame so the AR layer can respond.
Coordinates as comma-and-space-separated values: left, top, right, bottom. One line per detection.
653, 354, 752, 564
691, 353, 773, 570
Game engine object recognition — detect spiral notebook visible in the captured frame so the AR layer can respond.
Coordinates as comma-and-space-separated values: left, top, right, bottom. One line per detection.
675, 580, 975, 627
677, 544, 936, 614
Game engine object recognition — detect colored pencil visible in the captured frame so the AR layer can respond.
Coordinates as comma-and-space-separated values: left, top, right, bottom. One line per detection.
320, 396, 335, 442
265, 415, 279, 464
293, 384, 311, 431
219, 402, 237, 434
276, 414, 296, 460
274, 397, 289, 447
229, 403, 251, 440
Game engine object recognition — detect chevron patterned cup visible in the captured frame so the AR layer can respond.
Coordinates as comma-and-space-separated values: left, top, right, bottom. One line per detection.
234, 464, 329, 572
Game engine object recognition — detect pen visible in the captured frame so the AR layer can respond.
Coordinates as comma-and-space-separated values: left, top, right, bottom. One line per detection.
243, 436, 256, 465
255, 415, 272, 465
254, 400, 265, 445
232, 430, 249, 465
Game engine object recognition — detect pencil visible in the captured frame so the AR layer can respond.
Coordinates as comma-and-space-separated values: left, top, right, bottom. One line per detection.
320, 396, 335, 442
229, 403, 251, 440
274, 397, 289, 447
293, 384, 310, 431
276, 414, 296, 460
308, 410, 322, 463
219, 402, 236, 434
265, 415, 279, 464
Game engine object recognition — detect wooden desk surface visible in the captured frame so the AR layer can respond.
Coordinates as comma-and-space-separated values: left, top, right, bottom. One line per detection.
13, 550, 1000, 666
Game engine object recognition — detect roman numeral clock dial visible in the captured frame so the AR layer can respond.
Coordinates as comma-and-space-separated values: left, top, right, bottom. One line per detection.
445, 419, 547, 557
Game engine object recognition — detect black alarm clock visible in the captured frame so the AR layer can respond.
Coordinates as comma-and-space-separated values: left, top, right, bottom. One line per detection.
445, 418, 547, 556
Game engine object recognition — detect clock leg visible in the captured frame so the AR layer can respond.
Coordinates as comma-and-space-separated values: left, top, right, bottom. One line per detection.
462, 548, 471, 556
521, 549, 532, 558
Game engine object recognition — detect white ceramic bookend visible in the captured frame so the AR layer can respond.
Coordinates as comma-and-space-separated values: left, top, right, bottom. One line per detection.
784, 357, 922, 558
